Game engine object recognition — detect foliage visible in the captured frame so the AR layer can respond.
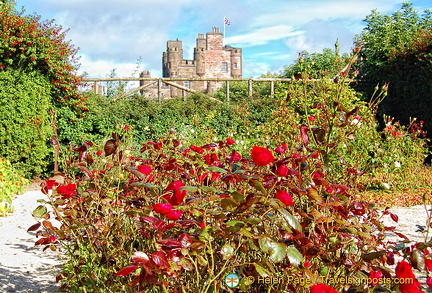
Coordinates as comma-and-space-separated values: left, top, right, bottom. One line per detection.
0, 157, 28, 216
0, 2, 87, 177
59, 90, 279, 150
284, 46, 350, 79
0, 69, 53, 176
30, 128, 432, 292
255, 47, 427, 189
0, 2, 84, 108
27, 43, 430, 291
25, 134, 382, 292
355, 2, 432, 133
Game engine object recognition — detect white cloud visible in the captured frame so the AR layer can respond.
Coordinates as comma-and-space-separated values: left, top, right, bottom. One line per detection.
225, 25, 302, 47
16, 0, 425, 78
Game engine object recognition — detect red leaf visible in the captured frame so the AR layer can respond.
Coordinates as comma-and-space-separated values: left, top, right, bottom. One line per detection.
27, 222, 41, 232
151, 251, 169, 268
115, 265, 138, 277
157, 239, 182, 248
132, 252, 150, 264
390, 213, 399, 223
179, 233, 193, 248
300, 124, 309, 146
394, 231, 409, 241
140, 216, 159, 224
35, 238, 49, 246
104, 139, 117, 156
85, 153, 94, 165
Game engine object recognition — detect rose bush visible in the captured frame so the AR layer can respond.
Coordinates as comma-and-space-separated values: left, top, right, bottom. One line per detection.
28, 128, 430, 292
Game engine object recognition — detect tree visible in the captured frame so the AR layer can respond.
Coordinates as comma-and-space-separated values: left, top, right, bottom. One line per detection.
0, 2, 86, 176
355, 2, 432, 133
0, 2, 85, 108
283, 44, 350, 79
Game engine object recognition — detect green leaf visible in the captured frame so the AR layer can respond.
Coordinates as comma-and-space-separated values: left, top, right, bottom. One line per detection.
226, 220, 244, 227
270, 242, 287, 263
259, 238, 287, 263
199, 186, 222, 193
287, 246, 303, 266
259, 237, 273, 253
221, 243, 235, 260
32, 205, 47, 221
180, 186, 199, 193
231, 191, 245, 203
221, 198, 238, 210
278, 209, 302, 232
250, 179, 267, 195
245, 217, 261, 225
205, 166, 228, 173
198, 226, 212, 242
254, 263, 271, 278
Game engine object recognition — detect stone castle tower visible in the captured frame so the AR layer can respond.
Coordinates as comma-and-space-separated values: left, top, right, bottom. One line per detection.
140, 27, 242, 97
163, 27, 242, 79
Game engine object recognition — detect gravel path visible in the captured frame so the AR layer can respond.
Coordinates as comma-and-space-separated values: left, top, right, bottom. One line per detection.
0, 188, 431, 292
0, 190, 62, 293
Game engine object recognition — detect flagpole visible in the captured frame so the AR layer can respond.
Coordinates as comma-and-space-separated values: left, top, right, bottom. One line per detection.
223, 16, 226, 45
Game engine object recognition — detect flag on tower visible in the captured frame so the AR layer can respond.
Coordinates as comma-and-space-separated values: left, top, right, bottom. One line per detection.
224, 17, 231, 25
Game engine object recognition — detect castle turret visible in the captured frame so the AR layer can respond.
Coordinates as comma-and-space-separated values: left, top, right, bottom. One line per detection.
227, 46, 242, 78
139, 71, 151, 95
206, 27, 223, 51
194, 33, 206, 77
163, 39, 183, 77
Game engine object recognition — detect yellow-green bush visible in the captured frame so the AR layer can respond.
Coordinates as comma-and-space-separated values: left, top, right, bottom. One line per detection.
0, 158, 28, 216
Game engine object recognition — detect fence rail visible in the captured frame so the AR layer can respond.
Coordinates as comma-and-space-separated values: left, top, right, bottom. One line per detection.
81, 77, 303, 101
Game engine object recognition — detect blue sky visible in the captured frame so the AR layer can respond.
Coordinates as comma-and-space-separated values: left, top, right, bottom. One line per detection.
14, 0, 431, 78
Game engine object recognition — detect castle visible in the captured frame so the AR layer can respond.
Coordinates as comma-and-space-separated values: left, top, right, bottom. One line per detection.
140, 27, 242, 98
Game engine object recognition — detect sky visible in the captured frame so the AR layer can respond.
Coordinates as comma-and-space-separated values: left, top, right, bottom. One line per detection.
13, 0, 431, 78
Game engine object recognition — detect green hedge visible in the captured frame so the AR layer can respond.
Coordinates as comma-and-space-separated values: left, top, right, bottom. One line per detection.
0, 69, 52, 177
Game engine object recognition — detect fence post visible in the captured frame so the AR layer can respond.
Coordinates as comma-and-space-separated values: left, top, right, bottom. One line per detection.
248, 79, 253, 98
270, 80, 274, 98
157, 78, 161, 102
226, 80, 230, 102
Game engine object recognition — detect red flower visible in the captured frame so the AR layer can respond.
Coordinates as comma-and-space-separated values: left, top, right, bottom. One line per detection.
190, 145, 204, 154
165, 209, 183, 221
228, 150, 242, 162
275, 146, 285, 154
311, 152, 320, 159
204, 153, 219, 166
154, 203, 173, 214
310, 283, 337, 293
425, 258, 432, 271
96, 150, 103, 156
226, 138, 235, 145
123, 125, 130, 131
57, 183, 77, 199
137, 165, 152, 175
275, 189, 294, 206
427, 276, 432, 290
275, 164, 289, 177
368, 270, 383, 286
45, 179, 59, 190
251, 146, 274, 166
163, 180, 187, 206
395, 260, 422, 293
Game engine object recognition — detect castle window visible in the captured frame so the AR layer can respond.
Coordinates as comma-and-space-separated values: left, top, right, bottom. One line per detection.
233, 62, 237, 69
184, 81, 190, 89
222, 62, 228, 72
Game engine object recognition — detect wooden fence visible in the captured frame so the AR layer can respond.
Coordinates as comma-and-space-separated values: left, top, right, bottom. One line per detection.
82, 77, 298, 102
